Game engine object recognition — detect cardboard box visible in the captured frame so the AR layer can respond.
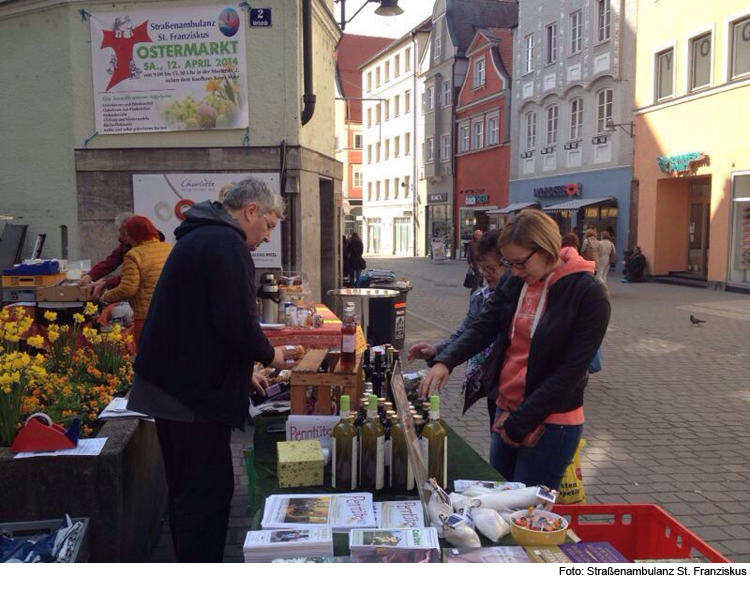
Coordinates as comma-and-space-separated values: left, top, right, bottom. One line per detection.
277, 440, 324, 488
36, 284, 92, 302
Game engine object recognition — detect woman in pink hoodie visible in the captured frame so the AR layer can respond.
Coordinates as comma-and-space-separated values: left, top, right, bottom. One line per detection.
421, 210, 610, 489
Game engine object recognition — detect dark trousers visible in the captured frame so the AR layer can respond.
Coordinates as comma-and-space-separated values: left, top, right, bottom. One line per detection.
155, 418, 234, 562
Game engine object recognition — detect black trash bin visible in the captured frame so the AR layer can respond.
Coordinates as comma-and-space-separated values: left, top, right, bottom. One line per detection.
367, 282, 412, 350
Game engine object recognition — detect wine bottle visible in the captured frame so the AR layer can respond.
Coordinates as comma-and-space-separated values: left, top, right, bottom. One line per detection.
359, 394, 385, 491
340, 303, 357, 371
420, 395, 447, 490
389, 415, 414, 491
332, 395, 358, 490
354, 398, 367, 429
371, 351, 384, 398
363, 346, 373, 381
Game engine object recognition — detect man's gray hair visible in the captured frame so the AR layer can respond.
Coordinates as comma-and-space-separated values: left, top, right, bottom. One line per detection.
222, 177, 286, 220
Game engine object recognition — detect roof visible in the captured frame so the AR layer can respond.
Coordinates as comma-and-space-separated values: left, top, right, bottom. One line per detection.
486, 201, 540, 214
358, 17, 432, 70
469, 26, 513, 79
335, 34, 394, 123
447, 0, 518, 56
543, 197, 618, 213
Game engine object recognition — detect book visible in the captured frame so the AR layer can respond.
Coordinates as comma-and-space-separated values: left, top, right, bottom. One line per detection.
559, 542, 630, 563
349, 528, 441, 563
374, 500, 425, 529
261, 493, 376, 532
525, 545, 572, 563
443, 546, 532, 563
243, 527, 333, 563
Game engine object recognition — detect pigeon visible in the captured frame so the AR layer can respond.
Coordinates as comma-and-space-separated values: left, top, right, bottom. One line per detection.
690, 314, 706, 326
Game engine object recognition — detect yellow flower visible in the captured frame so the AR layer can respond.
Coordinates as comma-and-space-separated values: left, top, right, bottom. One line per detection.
83, 327, 98, 340
47, 330, 59, 343
27, 335, 45, 349
3, 321, 18, 335
5, 333, 19, 343
90, 335, 102, 344
73, 313, 85, 324
0, 308, 9, 320
206, 78, 221, 92
84, 302, 98, 316
44, 311, 57, 322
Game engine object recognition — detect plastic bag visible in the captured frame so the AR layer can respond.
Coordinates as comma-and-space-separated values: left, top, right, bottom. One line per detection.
470, 507, 510, 543
442, 513, 481, 548
557, 438, 586, 504
426, 480, 453, 536
448, 492, 472, 512
472, 486, 539, 512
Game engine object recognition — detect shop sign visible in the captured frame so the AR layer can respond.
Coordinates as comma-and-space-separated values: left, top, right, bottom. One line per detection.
465, 194, 489, 206
427, 193, 449, 205
133, 172, 281, 268
533, 183, 582, 198
657, 152, 706, 173
90, 5, 248, 134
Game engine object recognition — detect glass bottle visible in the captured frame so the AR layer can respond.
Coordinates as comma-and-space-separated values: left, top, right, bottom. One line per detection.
420, 395, 447, 490
371, 351, 384, 398
340, 303, 357, 371
332, 395, 357, 491
359, 394, 385, 491
389, 415, 414, 491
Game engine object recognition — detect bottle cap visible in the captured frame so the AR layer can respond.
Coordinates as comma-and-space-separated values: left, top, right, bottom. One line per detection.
430, 395, 440, 412
368, 394, 378, 410
340, 395, 350, 413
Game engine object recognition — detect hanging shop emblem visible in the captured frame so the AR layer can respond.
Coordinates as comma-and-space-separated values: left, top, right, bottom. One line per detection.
533, 183, 582, 198
465, 194, 489, 206
427, 193, 449, 205
657, 152, 707, 173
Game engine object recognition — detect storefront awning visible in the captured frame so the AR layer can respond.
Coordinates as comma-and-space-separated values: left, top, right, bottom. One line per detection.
543, 197, 617, 213
485, 201, 540, 215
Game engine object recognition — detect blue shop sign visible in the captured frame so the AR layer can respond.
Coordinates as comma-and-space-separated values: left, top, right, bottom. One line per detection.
465, 194, 489, 206
657, 152, 706, 173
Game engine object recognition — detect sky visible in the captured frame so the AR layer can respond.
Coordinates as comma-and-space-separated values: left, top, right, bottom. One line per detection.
333, 0, 434, 40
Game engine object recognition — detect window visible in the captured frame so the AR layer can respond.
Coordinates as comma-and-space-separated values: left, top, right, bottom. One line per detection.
367, 108, 372, 127
405, 47, 412, 71
570, 11, 582, 55
597, 0, 611, 43
352, 165, 362, 188
385, 61, 390, 83
440, 134, 450, 161
405, 132, 411, 155
434, 37, 442, 61
394, 55, 400, 77
385, 139, 390, 159
367, 182, 372, 201
524, 34, 535, 74
570, 97, 583, 140
394, 136, 400, 157
472, 57, 486, 88
404, 176, 410, 198
596, 88, 613, 134
690, 33, 712, 90
472, 120, 484, 150
394, 178, 399, 198
405, 90, 412, 113
394, 95, 400, 118
525, 111, 537, 150
426, 86, 435, 111
375, 181, 381, 200
376, 66, 381, 87
731, 16, 750, 79
367, 72, 372, 92
375, 104, 381, 124
384, 179, 390, 199
546, 22, 557, 65
442, 80, 451, 106
655, 48, 674, 100
354, 133, 362, 149
384, 99, 390, 120
459, 124, 470, 153
376, 141, 381, 161
487, 115, 499, 145
546, 104, 559, 145
367, 145, 373, 163
425, 137, 434, 162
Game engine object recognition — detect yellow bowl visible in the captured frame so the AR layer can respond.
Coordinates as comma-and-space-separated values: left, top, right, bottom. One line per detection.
509, 509, 569, 546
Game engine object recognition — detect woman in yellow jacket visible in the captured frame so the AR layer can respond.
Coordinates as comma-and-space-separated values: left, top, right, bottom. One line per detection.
100, 215, 172, 349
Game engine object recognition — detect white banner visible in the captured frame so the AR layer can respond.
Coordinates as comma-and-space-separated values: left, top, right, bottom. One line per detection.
132, 173, 282, 268
90, 5, 248, 134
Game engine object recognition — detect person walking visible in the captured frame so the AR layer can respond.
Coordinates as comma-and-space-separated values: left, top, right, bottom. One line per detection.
127, 177, 289, 562
347, 232, 366, 287
465, 228, 484, 293
580, 228, 600, 269
596, 231, 616, 284
419, 210, 610, 489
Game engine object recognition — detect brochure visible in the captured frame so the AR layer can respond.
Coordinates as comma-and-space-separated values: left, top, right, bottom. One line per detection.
261, 493, 376, 532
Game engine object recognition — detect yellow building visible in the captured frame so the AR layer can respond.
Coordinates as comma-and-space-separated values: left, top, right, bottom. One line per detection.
633, 0, 750, 291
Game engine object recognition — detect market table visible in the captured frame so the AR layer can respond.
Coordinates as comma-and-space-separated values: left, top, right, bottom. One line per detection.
262, 304, 342, 349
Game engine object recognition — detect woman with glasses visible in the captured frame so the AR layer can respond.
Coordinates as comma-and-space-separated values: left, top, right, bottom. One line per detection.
419, 210, 610, 489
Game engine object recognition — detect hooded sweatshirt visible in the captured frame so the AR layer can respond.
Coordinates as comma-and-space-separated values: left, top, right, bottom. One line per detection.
497, 247, 594, 425
132, 201, 275, 428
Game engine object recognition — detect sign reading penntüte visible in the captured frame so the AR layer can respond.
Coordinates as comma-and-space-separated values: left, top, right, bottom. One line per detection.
90, 5, 248, 134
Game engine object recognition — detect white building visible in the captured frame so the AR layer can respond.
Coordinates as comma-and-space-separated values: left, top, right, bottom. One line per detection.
360, 19, 431, 256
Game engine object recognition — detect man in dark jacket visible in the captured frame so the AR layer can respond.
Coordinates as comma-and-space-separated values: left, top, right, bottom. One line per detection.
129, 177, 287, 562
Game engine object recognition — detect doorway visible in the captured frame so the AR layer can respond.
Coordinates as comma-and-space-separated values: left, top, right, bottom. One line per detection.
687, 179, 710, 277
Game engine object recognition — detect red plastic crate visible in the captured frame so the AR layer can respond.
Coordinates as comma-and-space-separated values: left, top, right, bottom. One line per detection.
552, 504, 729, 563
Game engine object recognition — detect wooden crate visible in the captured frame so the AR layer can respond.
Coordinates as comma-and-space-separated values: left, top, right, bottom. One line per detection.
289, 349, 363, 415
2, 273, 65, 288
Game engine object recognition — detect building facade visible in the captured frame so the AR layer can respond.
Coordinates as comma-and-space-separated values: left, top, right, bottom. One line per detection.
0, 0, 342, 302
632, 0, 750, 291
334, 34, 393, 236
508, 0, 636, 264
454, 27, 513, 257
419, 0, 518, 258
360, 20, 430, 256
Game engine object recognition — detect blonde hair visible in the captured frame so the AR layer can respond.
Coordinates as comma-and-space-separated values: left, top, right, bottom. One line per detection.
499, 210, 562, 264
584, 228, 597, 239
600, 231, 611, 240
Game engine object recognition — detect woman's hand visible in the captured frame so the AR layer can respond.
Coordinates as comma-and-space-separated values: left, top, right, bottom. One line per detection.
251, 373, 269, 398
418, 362, 450, 399
270, 347, 288, 369
406, 342, 436, 361
92, 280, 107, 300
499, 429, 520, 449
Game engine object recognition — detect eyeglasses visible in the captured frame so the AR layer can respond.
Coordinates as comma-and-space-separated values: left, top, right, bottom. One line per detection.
500, 248, 537, 270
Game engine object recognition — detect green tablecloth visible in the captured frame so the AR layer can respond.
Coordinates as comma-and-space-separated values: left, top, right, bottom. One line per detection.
249, 414, 506, 554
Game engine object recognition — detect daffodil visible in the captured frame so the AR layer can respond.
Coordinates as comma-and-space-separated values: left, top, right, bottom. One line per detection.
84, 302, 98, 316
43, 310, 57, 322
47, 330, 59, 343
73, 313, 85, 324
26, 335, 44, 349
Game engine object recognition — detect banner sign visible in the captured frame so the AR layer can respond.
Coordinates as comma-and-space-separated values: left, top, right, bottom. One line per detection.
90, 5, 248, 134
132, 173, 281, 268
657, 152, 706, 173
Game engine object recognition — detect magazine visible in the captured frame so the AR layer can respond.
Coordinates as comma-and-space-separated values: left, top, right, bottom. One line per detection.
374, 500, 425, 529
261, 493, 376, 531
243, 527, 333, 563
443, 546, 532, 563
559, 542, 629, 563
349, 528, 441, 564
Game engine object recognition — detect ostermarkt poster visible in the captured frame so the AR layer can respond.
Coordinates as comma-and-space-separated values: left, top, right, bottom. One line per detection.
90, 5, 248, 134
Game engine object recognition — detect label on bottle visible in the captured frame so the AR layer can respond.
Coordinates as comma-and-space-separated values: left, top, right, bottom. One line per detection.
442, 437, 448, 490
420, 438, 429, 470
376, 435, 385, 490
351, 437, 358, 490
341, 334, 356, 353
385, 440, 392, 470
332, 439, 337, 488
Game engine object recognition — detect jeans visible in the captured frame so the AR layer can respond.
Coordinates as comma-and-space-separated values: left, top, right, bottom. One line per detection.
347, 269, 362, 287
489, 408, 582, 490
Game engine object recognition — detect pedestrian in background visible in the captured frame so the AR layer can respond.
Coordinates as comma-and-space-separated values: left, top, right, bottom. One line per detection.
597, 231, 616, 284
580, 228, 600, 268
347, 232, 366, 286
466, 228, 484, 293
561, 232, 580, 250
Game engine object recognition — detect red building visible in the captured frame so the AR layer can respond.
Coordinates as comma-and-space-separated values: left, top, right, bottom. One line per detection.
454, 28, 513, 257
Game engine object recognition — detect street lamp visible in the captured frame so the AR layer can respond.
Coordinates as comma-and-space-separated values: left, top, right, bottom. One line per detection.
335, 0, 403, 30
605, 118, 635, 138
